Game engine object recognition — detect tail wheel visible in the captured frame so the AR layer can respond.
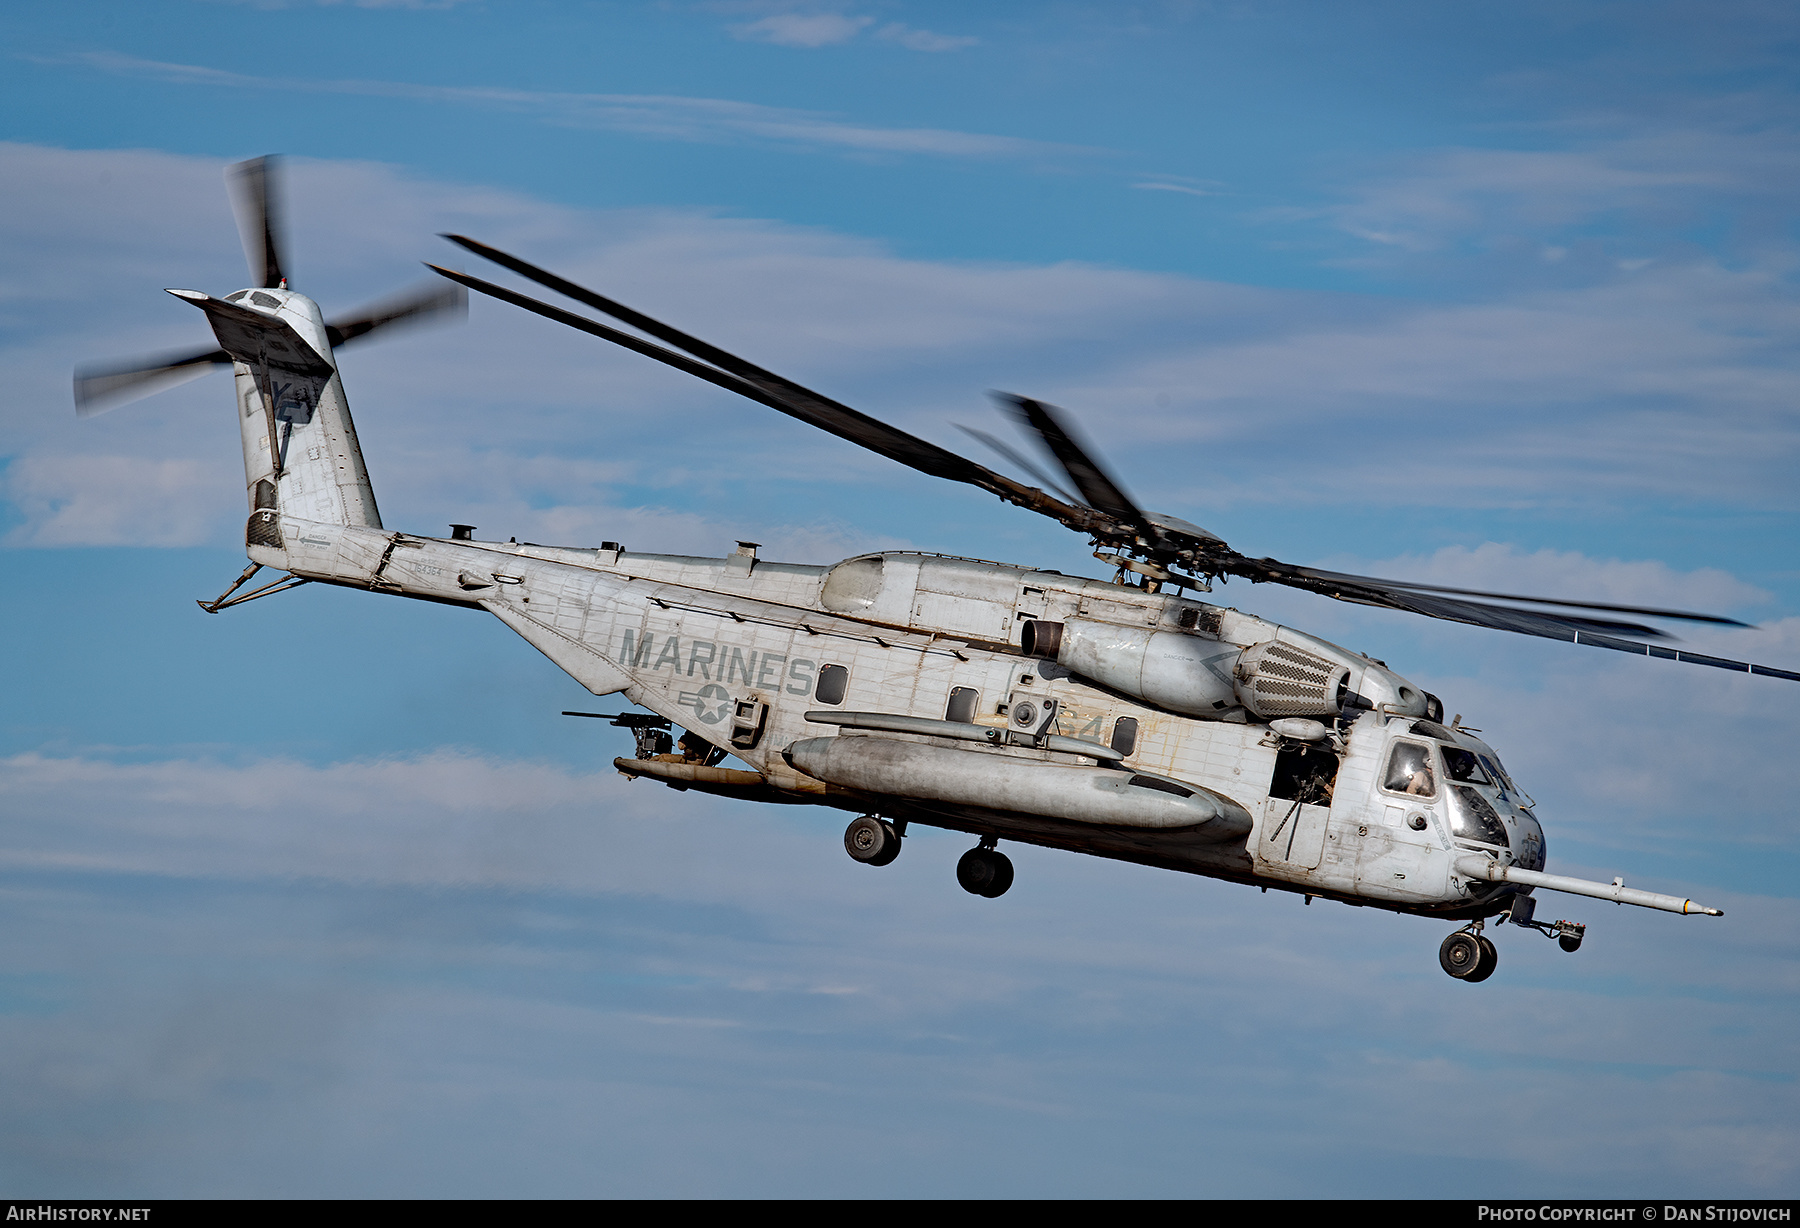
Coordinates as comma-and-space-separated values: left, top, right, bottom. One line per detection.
844, 816, 900, 866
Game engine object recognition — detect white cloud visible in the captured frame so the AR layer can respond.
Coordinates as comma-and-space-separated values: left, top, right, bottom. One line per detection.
1306, 113, 1800, 262
3, 455, 229, 547
1132, 180, 1220, 198
731, 13, 873, 48
48, 51, 1085, 160
875, 23, 978, 52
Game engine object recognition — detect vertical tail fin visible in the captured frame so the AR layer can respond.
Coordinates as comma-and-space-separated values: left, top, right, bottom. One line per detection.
170, 288, 382, 550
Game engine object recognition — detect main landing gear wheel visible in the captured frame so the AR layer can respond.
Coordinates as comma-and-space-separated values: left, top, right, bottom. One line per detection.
844, 815, 901, 866
1439, 930, 1499, 981
957, 847, 1014, 898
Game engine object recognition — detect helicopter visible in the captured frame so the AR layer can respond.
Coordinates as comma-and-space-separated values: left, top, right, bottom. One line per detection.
78, 158, 1794, 983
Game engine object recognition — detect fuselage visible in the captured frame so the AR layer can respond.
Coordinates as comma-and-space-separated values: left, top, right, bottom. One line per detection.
250, 518, 1543, 921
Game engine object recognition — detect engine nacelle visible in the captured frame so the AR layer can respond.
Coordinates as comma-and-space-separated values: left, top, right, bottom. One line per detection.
1022, 619, 1357, 721
1023, 618, 1238, 716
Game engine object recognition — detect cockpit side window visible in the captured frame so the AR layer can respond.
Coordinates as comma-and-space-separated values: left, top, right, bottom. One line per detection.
1440, 746, 1492, 786
1382, 741, 1436, 799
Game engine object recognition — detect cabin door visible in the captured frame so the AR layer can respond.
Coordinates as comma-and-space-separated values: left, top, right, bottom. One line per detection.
1258, 796, 1330, 870
1257, 741, 1337, 870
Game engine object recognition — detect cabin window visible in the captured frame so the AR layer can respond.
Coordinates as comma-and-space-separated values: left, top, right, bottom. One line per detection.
814, 663, 849, 705
945, 687, 979, 724
1110, 716, 1139, 756
1382, 741, 1436, 799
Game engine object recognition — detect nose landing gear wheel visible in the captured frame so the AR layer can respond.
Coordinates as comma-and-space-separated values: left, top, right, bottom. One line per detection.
844, 815, 901, 866
956, 847, 1014, 898
1467, 935, 1498, 982
1439, 930, 1499, 980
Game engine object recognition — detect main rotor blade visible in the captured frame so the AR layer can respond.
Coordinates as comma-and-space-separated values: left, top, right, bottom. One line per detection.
1352, 587, 1670, 640
1365, 585, 1800, 680
427, 258, 1110, 534
443, 234, 825, 401
1233, 558, 1752, 628
955, 423, 1084, 507
997, 394, 1158, 543
73, 346, 231, 416
227, 156, 286, 289
1204, 549, 1800, 678
325, 281, 467, 349
428, 263, 836, 413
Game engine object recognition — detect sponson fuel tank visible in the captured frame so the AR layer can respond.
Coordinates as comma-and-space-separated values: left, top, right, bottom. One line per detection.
786, 735, 1253, 841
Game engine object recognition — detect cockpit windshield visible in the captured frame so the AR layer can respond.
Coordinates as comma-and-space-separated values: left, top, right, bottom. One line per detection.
1478, 753, 1519, 796
1447, 785, 1510, 848
1440, 746, 1492, 786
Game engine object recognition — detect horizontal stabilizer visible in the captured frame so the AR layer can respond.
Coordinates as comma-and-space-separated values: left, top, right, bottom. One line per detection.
166, 289, 332, 375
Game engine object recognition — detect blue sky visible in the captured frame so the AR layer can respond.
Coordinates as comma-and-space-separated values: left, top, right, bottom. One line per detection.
3, 0, 1799, 1197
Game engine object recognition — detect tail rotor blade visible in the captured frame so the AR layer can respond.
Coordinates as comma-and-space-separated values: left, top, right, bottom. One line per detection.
227, 156, 286, 289
325, 282, 467, 349
73, 346, 231, 416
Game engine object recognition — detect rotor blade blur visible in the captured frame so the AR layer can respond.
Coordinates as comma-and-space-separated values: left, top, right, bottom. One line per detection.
955, 423, 1084, 507
428, 259, 1109, 534
227, 156, 286, 289
73, 346, 231, 416
997, 394, 1156, 540
325, 282, 467, 349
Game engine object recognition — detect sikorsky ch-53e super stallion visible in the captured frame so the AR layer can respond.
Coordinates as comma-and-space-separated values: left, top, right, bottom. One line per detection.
80, 158, 1795, 982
